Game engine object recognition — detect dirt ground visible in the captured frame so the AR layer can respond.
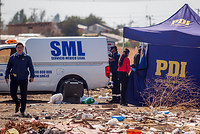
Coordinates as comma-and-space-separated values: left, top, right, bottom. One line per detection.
0, 88, 138, 128
0, 88, 199, 133
0, 46, 199, 133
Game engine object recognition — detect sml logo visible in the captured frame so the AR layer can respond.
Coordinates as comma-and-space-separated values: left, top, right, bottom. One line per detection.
171, 19, 190, 27
50, 41, 85, 60
155, 60, 187, 77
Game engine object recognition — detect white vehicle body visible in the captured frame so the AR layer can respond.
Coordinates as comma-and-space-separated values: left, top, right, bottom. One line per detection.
0, 37, 109, 93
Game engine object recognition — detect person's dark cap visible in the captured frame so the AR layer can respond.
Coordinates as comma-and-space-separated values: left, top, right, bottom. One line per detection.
110, 45, 117, 51
124, 48, 130, 54
16, 42, 24, 47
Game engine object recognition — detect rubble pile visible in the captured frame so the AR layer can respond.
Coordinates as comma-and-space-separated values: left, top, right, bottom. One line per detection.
1, 104, 199, 134
2, 121, 48, 134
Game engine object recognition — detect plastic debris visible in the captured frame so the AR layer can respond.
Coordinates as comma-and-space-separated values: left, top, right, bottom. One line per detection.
112, 115, 125, 121
107, 118, 119, 126
126, 129, 142, 134
82, 113, 93, 119
81, 97, 95, 104
172, 128, 179, 134
158, 111, 170, 114
48, 93, 63, 104
0, 88, 200, 134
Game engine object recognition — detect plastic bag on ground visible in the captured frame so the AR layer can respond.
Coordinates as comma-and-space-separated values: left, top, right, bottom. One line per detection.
48, 93, 63, 104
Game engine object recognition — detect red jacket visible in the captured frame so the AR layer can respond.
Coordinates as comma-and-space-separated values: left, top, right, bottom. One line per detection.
117, 57, 131, 74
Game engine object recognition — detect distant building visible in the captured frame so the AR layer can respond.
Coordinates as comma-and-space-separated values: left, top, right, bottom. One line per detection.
78, 24, 88, 34
87, 23, 113, 34
7, 22, 62, 37
100, 32, 122, 42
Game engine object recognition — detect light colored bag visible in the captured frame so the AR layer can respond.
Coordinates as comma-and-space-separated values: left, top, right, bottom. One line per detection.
48, 93, 63, 104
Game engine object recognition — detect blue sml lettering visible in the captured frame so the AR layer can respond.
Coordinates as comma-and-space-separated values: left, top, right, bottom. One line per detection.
50, 41, 85, 57
77, 41, 85, 56
51, 41, 61, 56
62, 41, 76, 56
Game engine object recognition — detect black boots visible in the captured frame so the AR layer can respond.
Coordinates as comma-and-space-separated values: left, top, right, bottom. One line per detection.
15, 104, 20, 113
109, 96, 120, 104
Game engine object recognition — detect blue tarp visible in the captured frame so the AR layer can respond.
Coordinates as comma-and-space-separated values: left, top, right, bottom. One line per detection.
124, 4, 200, 106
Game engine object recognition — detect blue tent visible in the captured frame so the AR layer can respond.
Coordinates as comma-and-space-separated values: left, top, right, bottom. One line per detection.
124, 4, 200, 47
124, 4, 200, 106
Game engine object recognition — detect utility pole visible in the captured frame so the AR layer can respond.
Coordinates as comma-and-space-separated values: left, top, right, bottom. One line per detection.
30, 8, 40, 22
0, 0, 2, 44
146, 15, 153, 26
196, 9, 200, 16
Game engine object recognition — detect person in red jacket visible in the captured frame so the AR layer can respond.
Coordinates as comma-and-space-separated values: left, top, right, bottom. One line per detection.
117, 48, 131, 106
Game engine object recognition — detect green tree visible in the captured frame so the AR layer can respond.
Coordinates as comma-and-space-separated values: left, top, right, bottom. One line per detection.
53, 13, 60, 22
58, 18, 80, 36
110, 29, 120, 35
9, 9, 27, 24
83, 14, 104, 26
65, 14, 104, 26
39, 10, 46, 22
19, 9, 27, 23
117, 24, 125, 29
68, 16, 82, 24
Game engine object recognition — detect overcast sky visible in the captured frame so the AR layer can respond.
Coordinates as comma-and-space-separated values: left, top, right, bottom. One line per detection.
2, 0, 200, 28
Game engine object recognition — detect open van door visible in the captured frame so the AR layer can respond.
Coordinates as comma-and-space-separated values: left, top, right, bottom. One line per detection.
107, 41, 115, 54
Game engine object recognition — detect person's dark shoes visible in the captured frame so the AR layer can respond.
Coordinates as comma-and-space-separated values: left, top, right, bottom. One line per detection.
15, 105, 20, 113
21, 112, 25, 117
120, 101, 128, 106
108, 99, 120, 104
108, 96, 120, 104
121, 103, 128, 106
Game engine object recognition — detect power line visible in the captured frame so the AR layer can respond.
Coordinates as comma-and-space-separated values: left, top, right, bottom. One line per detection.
29, 8, 41, 22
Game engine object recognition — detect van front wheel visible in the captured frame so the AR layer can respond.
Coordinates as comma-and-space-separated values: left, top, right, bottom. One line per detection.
57, 80, 65, 94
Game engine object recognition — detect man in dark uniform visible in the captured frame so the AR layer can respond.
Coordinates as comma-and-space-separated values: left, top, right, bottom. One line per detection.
5, 42, 34, 117
133, 46, 141, 68
133, 46, 146, 69
108, 45, 120, 103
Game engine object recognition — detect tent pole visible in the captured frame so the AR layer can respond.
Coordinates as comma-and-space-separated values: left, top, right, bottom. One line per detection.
122, 37, 125, 52
139, 42, 144, 63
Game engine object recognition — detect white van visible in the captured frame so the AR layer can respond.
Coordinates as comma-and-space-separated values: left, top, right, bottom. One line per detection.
0, 37, 110, 93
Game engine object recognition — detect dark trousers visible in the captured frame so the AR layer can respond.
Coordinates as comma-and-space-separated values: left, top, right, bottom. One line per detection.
10, 77, 28, 113
118, 71, 129, 104
111, 72, 120, 95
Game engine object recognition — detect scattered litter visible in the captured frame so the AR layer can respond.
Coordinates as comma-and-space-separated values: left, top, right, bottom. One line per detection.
81, 97, 95, 104
112, 115, 125, 121
172, 128, 179, 134
4, 121, 48, 134
107, 118, 119, 126
48, 93, 63, 104
158, 111, 170, 114
1, 89, 200, 134
126, 129, 142, 134
82, 113, 93, 119
5, 128, 19, 134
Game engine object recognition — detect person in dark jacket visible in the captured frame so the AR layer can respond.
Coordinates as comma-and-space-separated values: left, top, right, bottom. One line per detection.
108, 45, 120, 103
5, 42, 34, 117
133, 46, 142, 68
133, 46, 145, 69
